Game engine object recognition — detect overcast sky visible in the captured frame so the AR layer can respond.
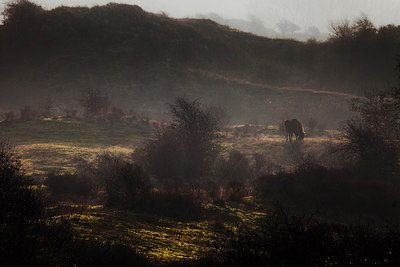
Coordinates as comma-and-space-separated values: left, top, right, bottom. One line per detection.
2, 0, 400, 33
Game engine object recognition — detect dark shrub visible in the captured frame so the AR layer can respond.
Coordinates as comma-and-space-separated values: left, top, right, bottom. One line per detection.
255, 159, 400, 221
80, 89, 111, 119
214, 150, 252, 183
134, 97, 222, 186
107, 106, 125, 123
141, 191, 202, 219
39, 95, 53, 118
0, 141, 72, 265
19, 105, 36, 120
45, 172, 94, 199
342, 119, 399, 176
65, 240, 148, 266
342, 87, 400, 176
220, 209, 400, 266
214, 150, 252, 201
78, 152, 150, 208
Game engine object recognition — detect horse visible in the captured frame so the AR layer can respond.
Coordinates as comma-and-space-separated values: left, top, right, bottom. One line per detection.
284, 119, 305, 141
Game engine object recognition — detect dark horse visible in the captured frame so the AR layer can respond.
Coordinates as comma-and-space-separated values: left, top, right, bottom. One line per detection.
284, 119, 305, 141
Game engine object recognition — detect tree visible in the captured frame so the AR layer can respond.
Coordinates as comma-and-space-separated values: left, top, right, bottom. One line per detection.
329, 20, 353, 41
136, 97, 222, 186
352, 15, 377, 40
1, 0, 43, 26
342, 88, 400, 175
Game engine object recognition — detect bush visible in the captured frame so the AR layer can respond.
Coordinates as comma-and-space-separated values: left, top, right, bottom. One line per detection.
214, 150, 252, 183
140, 191, 202, 219
77, 152, 150, 208
80, 89, 111, 119
0, 141, 72, 265
220, 209, 400, 266
19, 105, 37, 120
255, 158, 400, 221
213, 150, 252, 201
342, 119, 399, 175
64, 240, 148, 266
337, 87, 400, 177
135, 97, 222, 186
45, 172, 95, 200
107, 106, 125, 123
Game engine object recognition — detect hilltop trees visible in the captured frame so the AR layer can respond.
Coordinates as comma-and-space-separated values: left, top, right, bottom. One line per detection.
329, 16, 377, 41
1, 0, 43, 26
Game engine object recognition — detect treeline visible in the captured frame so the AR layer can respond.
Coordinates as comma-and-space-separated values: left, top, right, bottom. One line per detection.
1, 1, 400, 96
0, 89, 164, 129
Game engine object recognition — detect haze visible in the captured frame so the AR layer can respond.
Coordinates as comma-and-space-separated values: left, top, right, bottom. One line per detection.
2, 0, 400, 35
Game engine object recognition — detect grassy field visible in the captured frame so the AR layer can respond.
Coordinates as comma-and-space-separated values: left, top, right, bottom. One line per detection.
0, 118, 151, 176
0, 118, 339, 177
52, 201, 266, 262
1, 118, 340, 263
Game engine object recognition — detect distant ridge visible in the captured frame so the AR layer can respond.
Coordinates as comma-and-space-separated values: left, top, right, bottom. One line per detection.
0, 2, 398, 125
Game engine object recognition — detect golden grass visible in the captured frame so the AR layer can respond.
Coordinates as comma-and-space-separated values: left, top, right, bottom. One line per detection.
17, 143, 134, 176
54, 203, 266, 262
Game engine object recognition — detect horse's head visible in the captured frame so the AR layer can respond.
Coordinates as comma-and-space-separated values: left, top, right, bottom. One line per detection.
298, 132, 305, 140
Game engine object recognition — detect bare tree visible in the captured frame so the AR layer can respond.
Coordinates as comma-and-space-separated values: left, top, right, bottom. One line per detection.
329, 20, 353, 41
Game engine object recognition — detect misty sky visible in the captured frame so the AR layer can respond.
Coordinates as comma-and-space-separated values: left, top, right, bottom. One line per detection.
2, 0, 400, 33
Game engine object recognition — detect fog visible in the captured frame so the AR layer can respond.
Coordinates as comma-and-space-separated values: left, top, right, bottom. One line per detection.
2, 0, 400, 36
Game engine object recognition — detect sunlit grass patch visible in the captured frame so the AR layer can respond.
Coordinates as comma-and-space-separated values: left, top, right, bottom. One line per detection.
55, 203, 267, 262
17, 143, 134, 176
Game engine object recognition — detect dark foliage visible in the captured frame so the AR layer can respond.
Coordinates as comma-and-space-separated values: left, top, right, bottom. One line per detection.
80, 89, 111, 119
19, 105, 37, 121
107, 106, 125, 123
255, 159, 400, 221
342, 87, 400, 175
45, 172, 94, 199
213, 150, 253, 201
76, 152, 150, 208
140, 191, 203, 219
135, 97, 221, 186
1, 0, 43, 26
0, 141, 73, 265
39, 95, 53, 118
64, 240, 148, 267
219, 209, 400, 266
1, 2, 400, 106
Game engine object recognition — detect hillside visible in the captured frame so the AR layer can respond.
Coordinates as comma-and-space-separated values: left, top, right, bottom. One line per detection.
1, 2, 399, 126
